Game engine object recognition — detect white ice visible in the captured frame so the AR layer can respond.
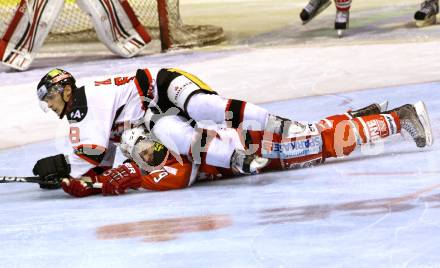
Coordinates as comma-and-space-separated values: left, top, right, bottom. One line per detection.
1, 1, 440, 267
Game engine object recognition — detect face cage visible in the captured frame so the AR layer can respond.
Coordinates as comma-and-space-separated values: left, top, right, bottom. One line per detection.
132, 138, 168, 172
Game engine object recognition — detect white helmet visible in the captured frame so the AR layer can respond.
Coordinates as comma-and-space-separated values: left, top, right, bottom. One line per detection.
120, 126, 148, 159
120, 126, 169, 172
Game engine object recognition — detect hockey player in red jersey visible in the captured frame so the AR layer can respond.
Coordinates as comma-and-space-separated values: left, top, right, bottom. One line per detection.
60, 99, 433, 197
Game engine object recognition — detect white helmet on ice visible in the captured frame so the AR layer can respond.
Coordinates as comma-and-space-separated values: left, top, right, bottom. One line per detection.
120, 126, 169, 172
120, 126, 148, 159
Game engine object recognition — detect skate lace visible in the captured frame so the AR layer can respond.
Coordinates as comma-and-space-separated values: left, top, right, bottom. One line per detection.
401, 119, 420, 140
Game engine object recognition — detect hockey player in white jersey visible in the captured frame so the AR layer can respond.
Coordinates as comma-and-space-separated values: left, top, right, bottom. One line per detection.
33, 68, 146, 188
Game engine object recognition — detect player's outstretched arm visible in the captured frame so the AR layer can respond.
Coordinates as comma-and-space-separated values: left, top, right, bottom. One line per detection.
61, 162, 142, 197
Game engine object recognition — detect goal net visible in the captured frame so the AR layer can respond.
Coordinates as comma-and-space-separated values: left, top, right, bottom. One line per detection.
0, 0, 224, 50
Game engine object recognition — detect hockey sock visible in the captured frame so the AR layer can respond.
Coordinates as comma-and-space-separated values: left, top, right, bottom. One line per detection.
334, 0, 352, 11
320, 112, 401, 158
186, 94, 269, 130
225, 99, 269, 130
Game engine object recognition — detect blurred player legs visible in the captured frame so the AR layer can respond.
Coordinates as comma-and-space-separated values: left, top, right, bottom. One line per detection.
300, 0, 351, 37
300, 0, 331, 24
414, 0, 439, 27
334, 0, 351, 37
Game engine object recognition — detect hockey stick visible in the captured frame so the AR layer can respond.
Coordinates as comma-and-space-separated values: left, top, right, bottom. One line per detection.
0, 176, 41, 183
0, 175, 103, 189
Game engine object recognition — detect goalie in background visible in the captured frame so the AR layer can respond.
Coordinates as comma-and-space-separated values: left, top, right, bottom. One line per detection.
0, 0, 151, 71
414, 0, 439, 27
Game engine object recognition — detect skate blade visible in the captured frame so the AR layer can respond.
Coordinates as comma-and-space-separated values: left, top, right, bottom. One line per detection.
414, 101, 434, 147
379, 101, 389, 112
337, 29, 344, 38
302, 0, 331, 25
415, 15, 437, 27
250, 157, 270, 174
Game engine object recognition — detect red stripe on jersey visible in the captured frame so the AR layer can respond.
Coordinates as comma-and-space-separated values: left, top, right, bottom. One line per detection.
73, 144, 107, 165
75, 153, 99, 166
225, 99, 232, 113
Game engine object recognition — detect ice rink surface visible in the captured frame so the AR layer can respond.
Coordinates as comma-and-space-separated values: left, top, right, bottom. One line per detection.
1, 0, 440, 267
0, 83, 439, 268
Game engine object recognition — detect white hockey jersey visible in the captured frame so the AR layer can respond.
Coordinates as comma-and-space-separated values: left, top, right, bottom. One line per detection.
66, 74, 145, 178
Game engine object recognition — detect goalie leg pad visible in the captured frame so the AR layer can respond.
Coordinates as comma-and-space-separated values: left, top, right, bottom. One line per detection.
0, 0, 64, 70
76, 0, 151, 58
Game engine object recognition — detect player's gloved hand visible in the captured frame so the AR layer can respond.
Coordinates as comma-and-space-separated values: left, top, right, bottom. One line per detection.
61, 177, 101, 197
33, 154, 70, 182
96, 162, 142, 196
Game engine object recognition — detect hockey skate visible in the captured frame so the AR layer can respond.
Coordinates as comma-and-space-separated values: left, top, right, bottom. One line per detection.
335, 10, 349, 37
414, 0, 439, 27
386, 101, 433, 148
230, 149, 269, 175
300, 0, 331, 24
348, 101, 388, 118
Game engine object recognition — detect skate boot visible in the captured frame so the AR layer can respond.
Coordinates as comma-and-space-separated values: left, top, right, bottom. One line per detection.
414, 0, 439, 27
300, 0, 331, 24
386, 101, 433, 148
230, 149, 269, 175
335, 10, 349, 37
348, 101, 388, 118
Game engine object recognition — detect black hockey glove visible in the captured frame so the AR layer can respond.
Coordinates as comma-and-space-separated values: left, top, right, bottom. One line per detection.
32, 154, 71, 186
38, 180, 62, 190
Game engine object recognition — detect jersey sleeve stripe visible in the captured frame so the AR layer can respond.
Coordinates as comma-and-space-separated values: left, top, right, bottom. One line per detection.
73, 144, 107, 165
134, 68, 153, 109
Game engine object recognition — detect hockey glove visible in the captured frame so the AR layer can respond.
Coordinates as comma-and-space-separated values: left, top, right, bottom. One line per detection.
61, 177, 101, 197
33, 154, 71, 182
39, 180, 62, 190
97, 162, 142, 196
